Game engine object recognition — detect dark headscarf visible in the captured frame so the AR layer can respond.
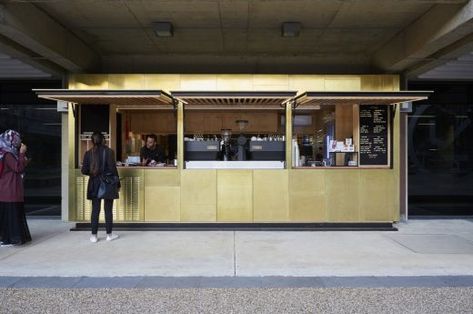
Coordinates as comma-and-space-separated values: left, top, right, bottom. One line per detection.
0, 129, 21, 161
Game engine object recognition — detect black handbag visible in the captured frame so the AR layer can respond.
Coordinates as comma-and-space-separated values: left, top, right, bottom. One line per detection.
97, 148, 120, 199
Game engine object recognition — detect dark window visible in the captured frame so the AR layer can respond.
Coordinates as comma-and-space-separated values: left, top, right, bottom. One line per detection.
0, 80, 62, 216
408, 81, 473, 216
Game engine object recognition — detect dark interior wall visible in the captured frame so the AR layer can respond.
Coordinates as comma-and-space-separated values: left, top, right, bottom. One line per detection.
0, 79, 62, 216
408, 81, 473, 216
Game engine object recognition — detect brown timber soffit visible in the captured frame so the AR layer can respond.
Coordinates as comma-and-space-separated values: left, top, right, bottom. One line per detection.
172, 91, 297, 110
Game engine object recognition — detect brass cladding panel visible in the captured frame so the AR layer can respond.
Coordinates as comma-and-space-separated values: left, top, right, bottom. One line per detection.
144, 170, 181, 221
177, 102, 184, 170
117, 168, 145, 221
359, 170, 395, 221
285, 101, 292, 168
392, 105, 401, 221
73, 169, 144, 222
145, 186, 180, 221
69, 74, 400, 223
180, 170, 217, 221
361, 75, 399, 92
109, 75, 146, 89
144, 169, 180, 186
217, 170, 253, 222
216, 75, 253, 90
325, 170, 361, 222
145, 75, 181, 92
69, 74, 109, 89
288, 76, 325, 92
75, 172, 88, 221
253, 170, 289, 222
289, 170, 327, 221
324, 76, 361, 91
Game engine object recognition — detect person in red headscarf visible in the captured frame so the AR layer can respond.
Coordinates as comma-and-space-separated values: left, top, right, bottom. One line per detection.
0, 129, 31, 247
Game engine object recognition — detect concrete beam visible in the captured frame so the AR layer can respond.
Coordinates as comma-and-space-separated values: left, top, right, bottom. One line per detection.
0, 3, 99, 73
373, 1, 473, 72
0, 33, 65, 78
405, 32, 473, 79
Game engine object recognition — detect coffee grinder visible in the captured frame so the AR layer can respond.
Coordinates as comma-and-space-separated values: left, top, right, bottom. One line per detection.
235, 119, 249, 161
220, 128, 232, 161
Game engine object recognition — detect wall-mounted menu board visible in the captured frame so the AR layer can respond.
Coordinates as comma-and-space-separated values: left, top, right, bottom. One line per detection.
359, 105, 389, 166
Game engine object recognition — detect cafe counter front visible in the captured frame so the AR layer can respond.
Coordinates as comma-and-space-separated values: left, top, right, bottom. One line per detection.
36, 74, 430, 227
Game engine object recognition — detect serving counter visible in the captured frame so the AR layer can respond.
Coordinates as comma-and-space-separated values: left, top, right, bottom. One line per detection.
36, 74, 431, 225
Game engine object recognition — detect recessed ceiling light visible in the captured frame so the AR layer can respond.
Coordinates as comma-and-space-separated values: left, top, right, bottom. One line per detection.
281, 22, 301, 37
153, 22, 173, 37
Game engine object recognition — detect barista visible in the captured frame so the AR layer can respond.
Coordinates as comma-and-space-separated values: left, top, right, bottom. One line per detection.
140, 134, 165, 166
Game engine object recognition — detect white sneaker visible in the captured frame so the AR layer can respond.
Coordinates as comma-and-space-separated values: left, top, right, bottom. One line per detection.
0, 243, 14, 247
106, 234, 119, 241
90, 235, 98, 243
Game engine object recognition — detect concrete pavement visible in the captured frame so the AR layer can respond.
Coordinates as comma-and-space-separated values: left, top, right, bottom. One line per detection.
1, 219, 473, 277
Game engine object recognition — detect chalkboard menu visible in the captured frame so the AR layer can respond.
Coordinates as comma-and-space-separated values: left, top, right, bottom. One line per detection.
359, 105, 389, 166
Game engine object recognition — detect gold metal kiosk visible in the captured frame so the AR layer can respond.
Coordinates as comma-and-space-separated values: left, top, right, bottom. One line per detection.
36, 75, 431, 230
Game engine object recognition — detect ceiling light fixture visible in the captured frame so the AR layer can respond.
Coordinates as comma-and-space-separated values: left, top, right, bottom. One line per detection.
281, 22, 301, 37
153, 22, 173, 37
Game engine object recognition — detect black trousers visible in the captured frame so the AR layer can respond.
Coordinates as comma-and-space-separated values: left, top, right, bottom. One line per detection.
91, 199, 114, 235
0, 202, 32, 245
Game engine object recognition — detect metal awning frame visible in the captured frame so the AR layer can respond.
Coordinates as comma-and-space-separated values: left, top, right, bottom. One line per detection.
293, 91, 432, 109
34, 89, 178, 110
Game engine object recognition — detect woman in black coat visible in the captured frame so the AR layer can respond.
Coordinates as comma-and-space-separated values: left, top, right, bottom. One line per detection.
81, 132, 120, 243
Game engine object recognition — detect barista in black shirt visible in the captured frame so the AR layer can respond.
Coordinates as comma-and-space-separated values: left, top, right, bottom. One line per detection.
140, 134, 165, 166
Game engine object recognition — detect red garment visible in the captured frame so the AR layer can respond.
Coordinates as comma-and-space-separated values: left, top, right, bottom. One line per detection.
0, 152, 27, 202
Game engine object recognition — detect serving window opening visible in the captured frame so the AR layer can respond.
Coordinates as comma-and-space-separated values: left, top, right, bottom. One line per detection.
118, 108, 177, 167
293, 91, 432, 168
174, 91, 296, 169
35, 90, 178, 169
184, 109, 286, 164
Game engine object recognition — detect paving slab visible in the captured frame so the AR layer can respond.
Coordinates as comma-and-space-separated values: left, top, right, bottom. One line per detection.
136, 277, 202, 288
12, 277, 81, 288
386, 234, 473, 254
0, 277, 22, 288
73, 276, 144, 288
440, 276, 473, 287
235, 231, 473, 276
0, 221, 234, 277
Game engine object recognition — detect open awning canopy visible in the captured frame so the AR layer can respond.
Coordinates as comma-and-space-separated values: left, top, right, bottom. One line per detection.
294, 91, 432, 109
34, 89, 176, 109
172, 91, 297, 110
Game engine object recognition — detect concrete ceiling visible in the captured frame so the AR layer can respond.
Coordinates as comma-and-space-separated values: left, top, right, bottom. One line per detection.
0, 0, 472, 78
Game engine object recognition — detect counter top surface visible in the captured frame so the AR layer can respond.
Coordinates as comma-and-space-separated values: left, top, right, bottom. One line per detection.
185, 161, 285, 169
294, 166, 390, 169
117, 165, 177, 169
